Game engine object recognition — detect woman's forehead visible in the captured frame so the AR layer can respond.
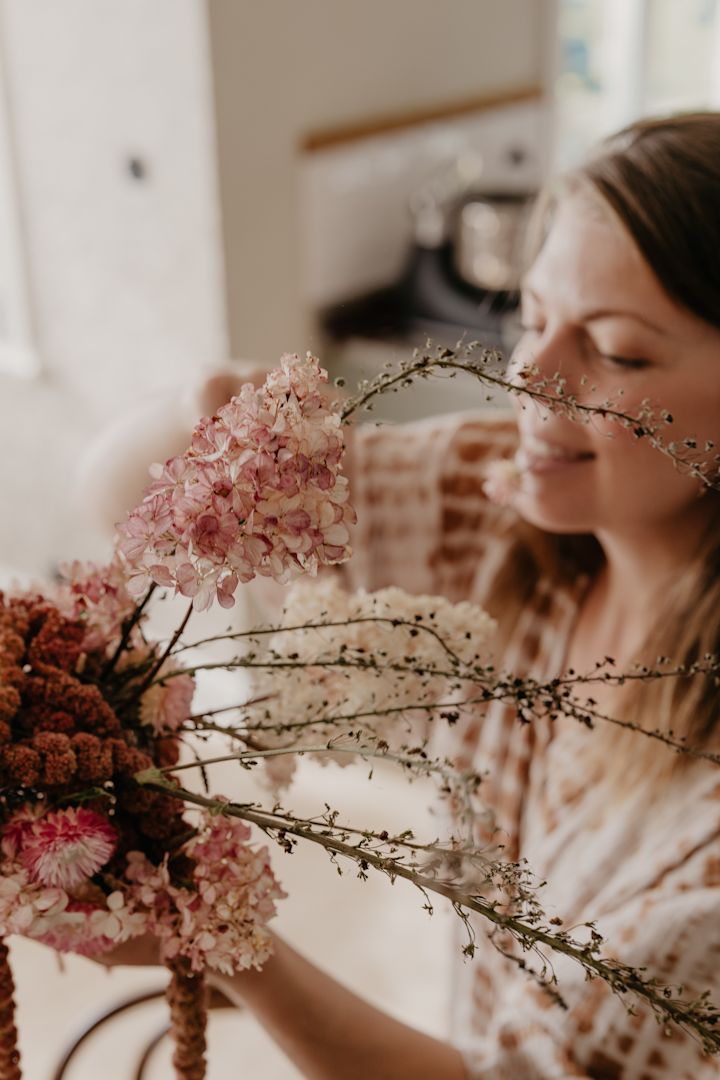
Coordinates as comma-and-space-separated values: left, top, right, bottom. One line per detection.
524, 195, 686, 329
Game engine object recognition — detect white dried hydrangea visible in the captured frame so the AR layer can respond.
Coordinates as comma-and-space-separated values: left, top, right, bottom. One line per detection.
243, 577, 496, 791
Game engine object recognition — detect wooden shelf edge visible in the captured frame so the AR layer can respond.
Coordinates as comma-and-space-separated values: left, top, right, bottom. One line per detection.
300, 83, 545, 153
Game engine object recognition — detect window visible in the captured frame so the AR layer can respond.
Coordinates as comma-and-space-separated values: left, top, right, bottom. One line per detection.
553, 0, 720, 166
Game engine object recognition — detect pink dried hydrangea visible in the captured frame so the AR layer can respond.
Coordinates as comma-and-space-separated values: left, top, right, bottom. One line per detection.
10, 806, 118, 890
29, 894, 146, 956
116, 353, 356, 611
0, 866, 147, 956
50, 556, 138, 654
0, 869, 71, 937
126, 812, 285, 975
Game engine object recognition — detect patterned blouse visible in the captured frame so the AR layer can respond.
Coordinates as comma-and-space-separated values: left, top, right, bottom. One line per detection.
341, 410, 720, 1080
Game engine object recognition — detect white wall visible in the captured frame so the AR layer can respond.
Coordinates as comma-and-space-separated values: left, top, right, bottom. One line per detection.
0, 0, 226, 574
1, 0, 227, 408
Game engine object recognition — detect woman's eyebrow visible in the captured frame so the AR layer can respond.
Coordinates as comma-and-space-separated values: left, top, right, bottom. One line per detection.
521, 286, 668, 337
580, 307, 667, 335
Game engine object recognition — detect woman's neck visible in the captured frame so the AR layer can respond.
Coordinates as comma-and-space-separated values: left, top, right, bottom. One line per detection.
593, 494, 718, 618
566, 499, 716, 670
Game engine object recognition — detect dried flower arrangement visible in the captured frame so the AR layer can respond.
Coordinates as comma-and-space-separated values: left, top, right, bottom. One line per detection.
0, 348, 718, 1077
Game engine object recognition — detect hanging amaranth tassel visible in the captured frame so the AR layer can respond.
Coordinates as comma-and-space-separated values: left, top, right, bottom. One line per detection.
0, 941, 21, 1080
166, 957, 208, 1080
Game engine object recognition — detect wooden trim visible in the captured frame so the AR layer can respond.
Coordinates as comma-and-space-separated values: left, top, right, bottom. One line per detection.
300, 84, 544, 153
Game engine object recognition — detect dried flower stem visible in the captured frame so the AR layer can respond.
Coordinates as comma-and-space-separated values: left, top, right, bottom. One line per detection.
172, 615, 465, 665
128, 600, 195, 704
140, 778, 720, 1054
101, 583, 156, 678
166, 956, 208, 1080
154, 742, 477, 792
168, 647, 720, 768
339, 343, 720, 490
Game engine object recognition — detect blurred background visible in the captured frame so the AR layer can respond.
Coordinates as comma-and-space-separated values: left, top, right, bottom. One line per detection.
0, 1, 719, 1075
2, 0, 719, 579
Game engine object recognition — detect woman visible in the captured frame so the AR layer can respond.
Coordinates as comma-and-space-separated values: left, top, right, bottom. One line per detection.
100, 113, 720, 1079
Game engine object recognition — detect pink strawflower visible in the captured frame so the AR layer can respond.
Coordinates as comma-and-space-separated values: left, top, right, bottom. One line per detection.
15, 806, 118, 889
115, 353, 356, 610
126, 812, 285, 974
481, 456, 524, 506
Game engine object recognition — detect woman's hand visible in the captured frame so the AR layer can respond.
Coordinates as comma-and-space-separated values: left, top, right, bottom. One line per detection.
93, 933, 163, 969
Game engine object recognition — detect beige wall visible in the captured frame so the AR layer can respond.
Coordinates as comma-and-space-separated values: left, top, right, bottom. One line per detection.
208, 0, 551, 365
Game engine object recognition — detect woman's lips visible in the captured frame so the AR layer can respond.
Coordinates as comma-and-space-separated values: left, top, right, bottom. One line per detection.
516, 437, 595, 474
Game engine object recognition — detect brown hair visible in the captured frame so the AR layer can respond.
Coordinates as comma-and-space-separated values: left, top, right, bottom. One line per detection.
491, 112, 720, 789
583, 113, 720, 330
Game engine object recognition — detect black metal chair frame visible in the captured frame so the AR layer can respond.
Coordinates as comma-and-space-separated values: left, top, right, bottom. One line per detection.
52, 985, 236, 1080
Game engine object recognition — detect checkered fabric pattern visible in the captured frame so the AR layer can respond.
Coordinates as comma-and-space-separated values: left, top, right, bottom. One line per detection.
342, 411, 720, 1080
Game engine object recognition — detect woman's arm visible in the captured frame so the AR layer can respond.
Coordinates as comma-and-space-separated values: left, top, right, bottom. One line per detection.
210, 933, 468, 1080
98, 932, 467, 1080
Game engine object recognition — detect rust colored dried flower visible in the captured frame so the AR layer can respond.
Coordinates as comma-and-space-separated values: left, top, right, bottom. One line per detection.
0, 665, 25, 694
70, 733, 115, 783
1, 597, 29, 638
1, 745, 41, 787
0, 686, 20, 726
154, 736, 181, 768
7, 597, 47, 640
0, 630, 25, 665
31, 732, 78, 787
21, 706, 76, 736
136, 792, 186, 841
27, 608, 85, 673
111, 743, 153, 778
117, 787, 159, 816
24, 670, 120, 737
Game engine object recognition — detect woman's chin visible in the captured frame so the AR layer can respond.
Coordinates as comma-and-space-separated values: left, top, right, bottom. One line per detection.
513, 492, 596, 535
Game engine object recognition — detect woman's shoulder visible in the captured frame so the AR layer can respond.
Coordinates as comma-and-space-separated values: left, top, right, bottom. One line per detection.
344, 409, 518, 597
356, 407, 517, 445
352, 408, 518, 486
352, 407, 518, 504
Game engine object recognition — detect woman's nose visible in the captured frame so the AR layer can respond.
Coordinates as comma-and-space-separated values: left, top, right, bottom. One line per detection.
505, 330, 591, 427
508, 327, 564, 387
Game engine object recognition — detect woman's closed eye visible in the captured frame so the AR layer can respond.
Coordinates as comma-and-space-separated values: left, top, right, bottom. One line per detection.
597, 353, 652, 371
585, 333, 652, 371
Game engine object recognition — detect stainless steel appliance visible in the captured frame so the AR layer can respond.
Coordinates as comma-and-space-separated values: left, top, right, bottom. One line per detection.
322, 161, 534, 354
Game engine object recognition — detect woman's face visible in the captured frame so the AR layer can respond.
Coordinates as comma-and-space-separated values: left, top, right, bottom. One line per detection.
508, 191, 720, 538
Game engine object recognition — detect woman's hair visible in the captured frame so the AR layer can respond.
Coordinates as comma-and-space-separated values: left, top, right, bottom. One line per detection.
490, 112, 720, 792
581, 113, 720, 330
